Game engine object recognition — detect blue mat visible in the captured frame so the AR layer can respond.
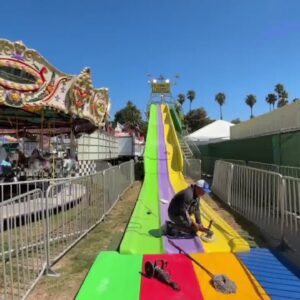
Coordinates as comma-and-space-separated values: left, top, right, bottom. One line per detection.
238, 248, 300, 300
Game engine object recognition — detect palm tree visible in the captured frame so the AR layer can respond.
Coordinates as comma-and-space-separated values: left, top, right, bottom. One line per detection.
187, 90, 196, 112
277, 90, 288, 107
177, 94, 185, 106
175, 102, 181, 114
215, 92, 226, 120
265, 93, 277, 111
275, 83, 289, 108
245, 94, 257, 119
275, 83, 284, 98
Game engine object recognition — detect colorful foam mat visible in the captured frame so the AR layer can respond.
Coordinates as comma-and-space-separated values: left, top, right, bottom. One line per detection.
76, 250, 300, 299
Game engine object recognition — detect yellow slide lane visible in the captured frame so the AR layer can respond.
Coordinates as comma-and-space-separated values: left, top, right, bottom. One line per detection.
191, 252, 270, 300
161, 104, 249, 253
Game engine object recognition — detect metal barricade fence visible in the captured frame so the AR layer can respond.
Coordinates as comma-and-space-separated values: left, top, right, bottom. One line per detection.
0, 178, 66, 204
230, 165, 284, 240
0, 189, 46, 300
183, 159, 201, 181
45, 174, 104, 269
247, 161, 279, 173
282, 176, 300, 252
102, 160, 134, 215
212, 160, 300, 253
211, 160, 233, 205
248, 161, 300, 179
280, 166, 300, 179
0, 160, 134, 300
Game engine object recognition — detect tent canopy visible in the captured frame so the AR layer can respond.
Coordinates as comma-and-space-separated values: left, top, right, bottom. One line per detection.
185, 120, 234, 143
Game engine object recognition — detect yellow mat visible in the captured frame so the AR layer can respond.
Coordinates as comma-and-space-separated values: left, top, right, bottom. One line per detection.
191, 252, 270, 300
161, 104, 249, 253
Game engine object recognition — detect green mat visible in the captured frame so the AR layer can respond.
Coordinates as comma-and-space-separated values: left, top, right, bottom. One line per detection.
76, 251, 143, 300
119, 104, 162, 254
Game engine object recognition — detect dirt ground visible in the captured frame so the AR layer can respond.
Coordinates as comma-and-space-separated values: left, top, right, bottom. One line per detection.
202, 193, 267, 248
27, 181, 141, 300
27, 180, 267, 300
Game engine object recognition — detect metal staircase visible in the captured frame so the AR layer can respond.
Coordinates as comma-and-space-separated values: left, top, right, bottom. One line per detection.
179, 138, 194, 159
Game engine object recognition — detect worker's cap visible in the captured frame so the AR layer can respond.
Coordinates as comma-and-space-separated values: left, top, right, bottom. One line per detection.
195, 179, 205, 188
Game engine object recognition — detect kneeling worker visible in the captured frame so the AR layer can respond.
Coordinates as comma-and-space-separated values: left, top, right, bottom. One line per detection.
167, 180, 210, 236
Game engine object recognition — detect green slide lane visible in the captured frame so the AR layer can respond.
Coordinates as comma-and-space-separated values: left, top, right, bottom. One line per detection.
76, 252, 143, 300
170, 107, 182, 134
119, 104, 162, 254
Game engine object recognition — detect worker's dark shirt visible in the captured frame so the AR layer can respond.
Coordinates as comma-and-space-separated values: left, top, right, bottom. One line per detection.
168, 185, 201, 224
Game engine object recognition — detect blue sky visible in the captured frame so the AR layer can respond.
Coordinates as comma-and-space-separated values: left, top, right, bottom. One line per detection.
1, 0, 300, 122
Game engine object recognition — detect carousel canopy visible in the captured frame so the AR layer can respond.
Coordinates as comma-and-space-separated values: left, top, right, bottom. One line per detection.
0, 39, 111, 135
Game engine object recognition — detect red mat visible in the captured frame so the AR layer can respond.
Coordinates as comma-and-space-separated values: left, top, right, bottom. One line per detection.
140, 254, 204, 300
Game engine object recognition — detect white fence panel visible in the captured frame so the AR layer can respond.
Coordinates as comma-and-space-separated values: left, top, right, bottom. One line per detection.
212, 160, 300, 253
230, 165, 284, 239
211, 160, 233, 205
282, 176, 300, 252
0, 189, 46, 300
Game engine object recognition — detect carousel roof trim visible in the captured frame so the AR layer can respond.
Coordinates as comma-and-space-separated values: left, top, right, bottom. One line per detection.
0, 39, 72, 78
0, 39, 111, 131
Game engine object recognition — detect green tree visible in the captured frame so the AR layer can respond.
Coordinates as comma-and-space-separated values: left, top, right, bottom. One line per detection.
245, 94, 257, 119
114, 101, 143, 128
265, 93, 277, 111
278, 90, 289, 107
183, 107, 212, 132
231, 118, 241, 124
177, 94, 185, 106
139, 120, 148, 137
215, 92, 226, 120
275, 83, 289, 108
187, 90, 196, 112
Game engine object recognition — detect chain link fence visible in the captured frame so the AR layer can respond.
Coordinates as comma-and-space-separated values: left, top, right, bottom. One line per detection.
0, 160, 134, 300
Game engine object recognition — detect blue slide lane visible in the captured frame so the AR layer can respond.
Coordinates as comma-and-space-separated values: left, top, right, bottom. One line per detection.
238, 248, 300, 300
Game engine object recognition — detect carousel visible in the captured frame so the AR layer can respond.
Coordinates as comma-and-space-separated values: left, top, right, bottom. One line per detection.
0, 39, 110, 200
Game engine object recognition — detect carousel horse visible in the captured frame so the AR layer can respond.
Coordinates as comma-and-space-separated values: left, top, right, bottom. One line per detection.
28, 148, 52, 178
62, 150, 79, 177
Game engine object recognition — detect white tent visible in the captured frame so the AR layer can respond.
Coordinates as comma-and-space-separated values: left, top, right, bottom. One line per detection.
185, 120, 234, 144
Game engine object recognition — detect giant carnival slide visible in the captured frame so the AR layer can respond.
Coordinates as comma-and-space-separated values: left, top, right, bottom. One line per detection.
120, 103, 249, 254
76, 104, 300, 300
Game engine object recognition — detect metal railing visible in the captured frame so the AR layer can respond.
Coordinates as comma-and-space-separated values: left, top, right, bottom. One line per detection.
211, 160, 233, 205
0, 160, 134, 300
183, 159, 202, 181
282, 176, 300, 252
212, 160, 299, 254
0, 177, 67, 203
0, 189, 46, 300
185, 140, 201, 159
230, 165, 284, 239
247, 161, 279, 173
203, 156, 300, 179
